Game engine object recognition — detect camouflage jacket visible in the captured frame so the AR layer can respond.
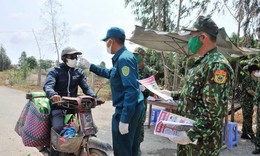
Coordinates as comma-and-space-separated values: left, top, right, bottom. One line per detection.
254, 81, 260, 107
240, 75, 258, 104
139, 65, 153, 80
177, 48, 234, 144
139, 65, 154, 98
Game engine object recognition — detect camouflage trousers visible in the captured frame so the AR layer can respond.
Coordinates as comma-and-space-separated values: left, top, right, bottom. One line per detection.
177, 127, 222, 156
255, 110, 260, 150
241, 101, 254, 136
140, 99, 147, 143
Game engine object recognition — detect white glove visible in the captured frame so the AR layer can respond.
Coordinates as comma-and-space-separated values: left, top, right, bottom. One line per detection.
170, 131, 193, 145
139, 85, 146, 91
79, 57, 91, 69
119, 122, 129, 135
160, 89, 171, 97
254, 105, 259, 112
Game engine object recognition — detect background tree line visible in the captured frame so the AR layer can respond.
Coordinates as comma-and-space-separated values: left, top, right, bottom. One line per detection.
1, 0, 260, 89
0, 44, 108, 87
0, 45, 11, 71
0, 45, 55, 85
125, 0, 260, 89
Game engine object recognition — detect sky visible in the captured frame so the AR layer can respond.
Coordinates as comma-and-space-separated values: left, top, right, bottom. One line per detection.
0, 0, 238, 68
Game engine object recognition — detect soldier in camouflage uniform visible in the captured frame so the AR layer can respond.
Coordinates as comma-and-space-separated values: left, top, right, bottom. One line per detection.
240, 65, 259, 141
253, 70, 260, 155
133, 47, 154, 146
162, 16, 234, 156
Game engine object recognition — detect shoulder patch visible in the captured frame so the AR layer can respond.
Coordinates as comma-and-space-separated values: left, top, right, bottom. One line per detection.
122, 66, 130, 76
214, 70, 227, 84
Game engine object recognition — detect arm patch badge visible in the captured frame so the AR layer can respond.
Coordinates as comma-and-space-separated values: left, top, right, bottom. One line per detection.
122, 66, 130, 76
214, 70, 227, 84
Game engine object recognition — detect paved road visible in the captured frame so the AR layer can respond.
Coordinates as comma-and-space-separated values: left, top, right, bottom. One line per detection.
0, 86, 40, 156
0, 86, 256, 156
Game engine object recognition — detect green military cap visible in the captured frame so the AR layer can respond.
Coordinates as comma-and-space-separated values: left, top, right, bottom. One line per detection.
183, 15, 219, 37
133, 47, 146, 55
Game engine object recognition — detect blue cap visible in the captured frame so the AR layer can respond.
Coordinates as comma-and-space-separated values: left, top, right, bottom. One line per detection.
102, 27, 125, 41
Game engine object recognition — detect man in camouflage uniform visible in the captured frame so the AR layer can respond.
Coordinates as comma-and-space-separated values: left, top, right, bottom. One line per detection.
162, 16, 234, 156
133, 47, 154, 147
240, 65, 259, 141
253, 70, 260, 154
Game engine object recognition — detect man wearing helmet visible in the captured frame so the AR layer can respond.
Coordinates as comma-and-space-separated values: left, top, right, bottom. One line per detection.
43, 46, 96, 155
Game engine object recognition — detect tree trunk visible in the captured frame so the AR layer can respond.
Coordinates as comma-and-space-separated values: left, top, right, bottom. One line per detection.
37, 69, 42, 86
161, 51, 169, 89
237, 21, 241, 47
158, 0, 170, 89
32, 29, 42, 86
49, 0, 60, 66
173, 0, 182, 90
231, 0, 243, 121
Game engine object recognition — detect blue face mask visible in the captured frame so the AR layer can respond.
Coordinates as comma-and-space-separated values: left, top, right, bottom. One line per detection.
188, 36, 203, 54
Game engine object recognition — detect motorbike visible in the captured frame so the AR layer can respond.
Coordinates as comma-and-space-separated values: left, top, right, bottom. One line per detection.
26, 93, 113, 156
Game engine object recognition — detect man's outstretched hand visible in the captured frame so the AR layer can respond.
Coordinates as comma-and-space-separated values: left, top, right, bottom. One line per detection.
79, 57, 91, 69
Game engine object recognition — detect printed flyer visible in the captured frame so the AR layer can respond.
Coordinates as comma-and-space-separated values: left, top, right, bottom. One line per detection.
154, 110, 194, 143
138, 75, 173, 101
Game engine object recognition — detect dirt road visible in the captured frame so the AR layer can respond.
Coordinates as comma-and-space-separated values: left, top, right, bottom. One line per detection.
0, 86, 40, 156
0, 86, 256, 156
0, 86, 175, 156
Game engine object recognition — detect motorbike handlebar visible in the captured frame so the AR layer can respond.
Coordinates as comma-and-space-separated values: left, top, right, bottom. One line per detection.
26, 93, 105, 111
26, 93, 46, 100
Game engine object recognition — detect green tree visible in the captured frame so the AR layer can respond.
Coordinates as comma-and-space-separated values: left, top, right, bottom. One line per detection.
39, 59, 54, 71
125, 0, 207, 89
18, 51, 27, 67
125, 0, 176, 31
26, 56, 38, 70
18, 51, 38, 80
205, 0, 260, 47
125, 0, 177, 89
0, 45, 11, 71
20, 61, 30, 80
144, 49, 174, 86
238, 0, 260, 47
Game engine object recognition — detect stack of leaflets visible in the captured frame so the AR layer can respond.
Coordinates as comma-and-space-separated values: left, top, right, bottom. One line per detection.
154, 110, 194, 142
138, 75, 173, 101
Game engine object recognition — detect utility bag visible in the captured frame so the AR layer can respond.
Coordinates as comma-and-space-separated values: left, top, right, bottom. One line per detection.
15, 102, 30, 136
15, 92, 51, 147
51, 127, 83, 153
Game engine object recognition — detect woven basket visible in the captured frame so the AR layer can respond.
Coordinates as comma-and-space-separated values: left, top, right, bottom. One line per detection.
21, 101, 50, 147
51, 128, 83, 153
15, 102, 30, 136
